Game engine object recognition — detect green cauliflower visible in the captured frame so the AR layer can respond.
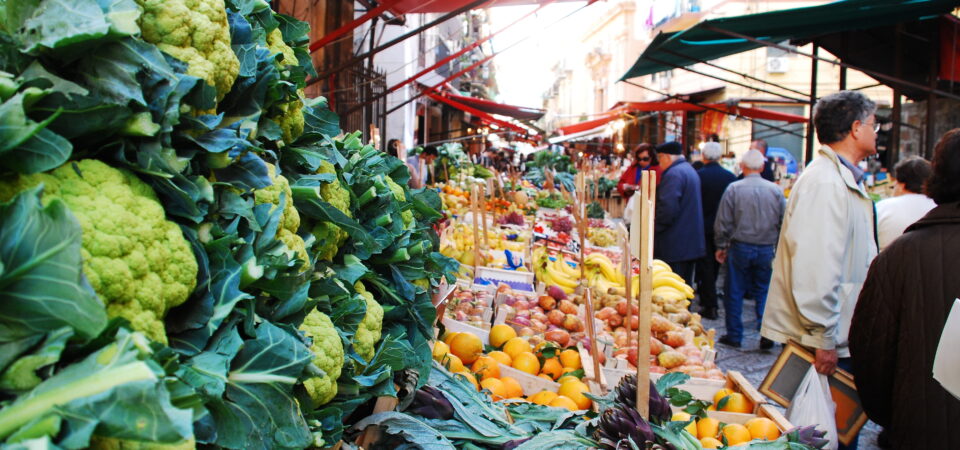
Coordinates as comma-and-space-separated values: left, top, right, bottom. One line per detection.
254, 163, 309, 271
384, 176, 413, 228
0, 160, 198, 345
136, 0, 240, 101
352, 281, 383, 363
266, 28, 305, 144
89, 437, 197, 450
311, 161, 351, 261
299, 308, 344, 407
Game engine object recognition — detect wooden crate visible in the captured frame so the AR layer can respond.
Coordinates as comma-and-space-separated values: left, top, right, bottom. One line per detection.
704, 404, 793, 432
654, 370, 768, 416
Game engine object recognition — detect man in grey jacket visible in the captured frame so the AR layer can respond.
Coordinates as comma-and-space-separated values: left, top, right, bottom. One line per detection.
714, 150, 785, 349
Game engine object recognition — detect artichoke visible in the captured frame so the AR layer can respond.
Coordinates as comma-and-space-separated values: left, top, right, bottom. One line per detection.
405, 386, 454, 420
594, 406, 655, 449
788, 425, 831, 449
614, 374, 672, 423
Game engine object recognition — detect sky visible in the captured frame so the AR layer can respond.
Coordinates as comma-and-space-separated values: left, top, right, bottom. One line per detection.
487, 1, 595, 108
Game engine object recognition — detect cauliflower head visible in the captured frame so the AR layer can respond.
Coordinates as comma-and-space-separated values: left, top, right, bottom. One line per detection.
299, 308, 344, 406
0, 160, 198, 345
352, 281, 383, 363
254, 163, 309, 271
384, 176, 413, 228
266, 28, 305, 144
312, 161, 351, 261
136, 0, 240, 101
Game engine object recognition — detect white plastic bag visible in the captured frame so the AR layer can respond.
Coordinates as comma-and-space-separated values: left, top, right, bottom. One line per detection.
786, 366, 839, 449
623, 193, 637, 224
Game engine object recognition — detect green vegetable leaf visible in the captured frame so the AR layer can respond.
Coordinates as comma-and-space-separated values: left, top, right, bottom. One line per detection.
655, 372, 690, 395
0, 186, 106, 341
350, 412, 456, 449
206, 321, 313, 449
6, 0, 140, 55
0, 327, 72, 393
0, 87, 72, 174
511, 430, 597, 449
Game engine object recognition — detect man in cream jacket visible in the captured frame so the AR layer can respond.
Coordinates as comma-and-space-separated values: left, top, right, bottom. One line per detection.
762, 91, 879, 379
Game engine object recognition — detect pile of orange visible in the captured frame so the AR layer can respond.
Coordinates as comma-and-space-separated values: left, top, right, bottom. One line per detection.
710, 388, 754, 414
434, 327, 592, 410
669, 412, 781, 448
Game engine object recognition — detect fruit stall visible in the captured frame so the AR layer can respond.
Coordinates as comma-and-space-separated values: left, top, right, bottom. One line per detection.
0, 1, 831, 449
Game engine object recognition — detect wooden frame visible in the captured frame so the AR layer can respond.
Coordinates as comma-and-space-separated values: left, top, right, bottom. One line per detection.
759, 340, 868, 445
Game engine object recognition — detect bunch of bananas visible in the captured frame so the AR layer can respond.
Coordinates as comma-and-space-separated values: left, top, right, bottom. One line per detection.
533, 246, 580, 293
651, 261, 695, 300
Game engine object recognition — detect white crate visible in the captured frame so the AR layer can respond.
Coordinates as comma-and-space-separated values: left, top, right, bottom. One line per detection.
441, 317, 490, 344
499, 363, 560, 396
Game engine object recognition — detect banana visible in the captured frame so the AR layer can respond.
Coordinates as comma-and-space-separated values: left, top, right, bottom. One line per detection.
543, 271, 576, 293
652, 286, 687, 301
652, 259, 672, 272
546, 262, 579, 289
653, 274, 695, 298
556, 257, 581, 278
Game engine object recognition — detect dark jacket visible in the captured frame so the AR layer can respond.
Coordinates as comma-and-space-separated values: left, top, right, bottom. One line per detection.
654, 157, 705, 263
617, 164, 663, 198
697, 162, 737, 238
850, 201, 960, 450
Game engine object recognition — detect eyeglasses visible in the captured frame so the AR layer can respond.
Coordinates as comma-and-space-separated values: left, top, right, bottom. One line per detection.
862, 120, 880, 133
637, 156, 651, 162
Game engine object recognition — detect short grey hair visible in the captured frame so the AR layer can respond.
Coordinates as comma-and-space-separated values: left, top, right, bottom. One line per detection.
813, 90, 877, 144
702, 142, 722, 161
741, 149, 765, 170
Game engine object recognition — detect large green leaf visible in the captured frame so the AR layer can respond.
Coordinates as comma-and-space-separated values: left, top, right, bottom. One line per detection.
0, 187, 106, 341
0, 88, 72, 174
6, 0, 140, 55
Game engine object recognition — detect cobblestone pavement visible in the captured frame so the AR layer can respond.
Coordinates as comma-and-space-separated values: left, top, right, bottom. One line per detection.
699, 297, 882, 449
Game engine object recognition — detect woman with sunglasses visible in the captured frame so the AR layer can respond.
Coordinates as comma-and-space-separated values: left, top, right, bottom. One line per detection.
617, 143, 662, 198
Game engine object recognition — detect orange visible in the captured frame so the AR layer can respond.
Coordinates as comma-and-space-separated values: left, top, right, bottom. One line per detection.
557, 375, 580, 385
745, 417, 781, 441
450, 333, 483, 365
670, 412, 697, 436
561, 367, 579, 377
490, 324, 517, 348
713, 388, 735, 405
444, 354, 465, 373
456, 371, 479, 391
696, 417, 720, 440
488, 351, 512, 366
528, 390, 558, 405
499, 376, 524, 398
538, 374, 555, 381
472, 356, 501, 381
559, 349, 582, 369
503, 337, 533, 359
557, 379, 592, 410
720, 423, 752, 446
511, 352, 541, 375
719, 393, 753, 414
432, 341, 450, 361
700, 437, 723, 449
540, 357, 564, 380
480, 378, 507, 400
548, 395, 579, 411
443, 332, 462, 345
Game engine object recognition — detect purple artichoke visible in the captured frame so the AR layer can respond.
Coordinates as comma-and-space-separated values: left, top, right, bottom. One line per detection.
594, 406, 655, 449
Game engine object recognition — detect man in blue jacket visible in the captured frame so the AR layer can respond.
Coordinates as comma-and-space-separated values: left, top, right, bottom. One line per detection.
695, 142, 737, 319
653, 141, 705, 283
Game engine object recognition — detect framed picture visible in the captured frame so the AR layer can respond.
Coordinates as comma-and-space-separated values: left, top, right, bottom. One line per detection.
759, 340, 868, 446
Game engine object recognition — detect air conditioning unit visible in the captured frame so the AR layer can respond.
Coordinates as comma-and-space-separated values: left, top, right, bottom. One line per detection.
767, 57, 789, 74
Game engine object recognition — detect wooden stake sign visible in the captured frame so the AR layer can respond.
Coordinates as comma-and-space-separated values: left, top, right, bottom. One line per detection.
479, 184, 489, 250
471, 185, 482, 275
584, 289, 605, 394
634, 170, 657, 418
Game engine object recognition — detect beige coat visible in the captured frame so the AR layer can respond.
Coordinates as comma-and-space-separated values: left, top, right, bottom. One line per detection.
761, 145, 877, 357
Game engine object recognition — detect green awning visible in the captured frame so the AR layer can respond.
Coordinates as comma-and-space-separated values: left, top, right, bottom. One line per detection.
621, 0, 959, 80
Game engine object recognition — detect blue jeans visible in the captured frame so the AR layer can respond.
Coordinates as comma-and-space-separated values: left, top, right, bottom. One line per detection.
722, 242, 775, 343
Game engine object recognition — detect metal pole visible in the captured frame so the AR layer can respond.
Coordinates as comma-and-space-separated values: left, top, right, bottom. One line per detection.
926, 53, 938, 158
700, 24, 960, 103
891, 24, 903, 166
805, 44, 818, 166
307, 0, 487, 86
643, 56, 808, 103
622, 81, 806, 139
309, 0, 405, 52
659, 48, 811, 99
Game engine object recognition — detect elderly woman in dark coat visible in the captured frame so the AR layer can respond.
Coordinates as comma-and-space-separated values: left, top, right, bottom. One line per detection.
850, 128, 960, 449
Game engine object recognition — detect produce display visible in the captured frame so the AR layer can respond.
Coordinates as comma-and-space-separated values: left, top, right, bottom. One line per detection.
0, 2, 458, 448
588, 226, 617, 247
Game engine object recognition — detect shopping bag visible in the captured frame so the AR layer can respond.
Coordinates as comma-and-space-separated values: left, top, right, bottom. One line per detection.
623, 193, 637, 224
934, 299, 960, 400
786, 366, 839, 449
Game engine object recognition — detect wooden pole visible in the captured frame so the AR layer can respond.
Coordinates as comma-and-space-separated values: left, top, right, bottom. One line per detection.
479, 184, 489, 250
577, 172, 587, 282
634, 170, 656, 418
471, 186, 481, 275
584, 289, 605, 394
